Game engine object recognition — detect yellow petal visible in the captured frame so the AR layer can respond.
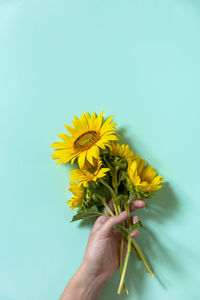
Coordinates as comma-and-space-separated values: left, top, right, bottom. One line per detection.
57, 133, 72, 142
100, 116, 114, 134
94, 111, 104, 131
140, 165, 157, 182
64, 125, 76, 136
86, 149, 94, 165
78, 151, 86, 169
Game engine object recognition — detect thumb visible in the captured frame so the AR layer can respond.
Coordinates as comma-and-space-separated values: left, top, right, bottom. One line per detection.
98, 211, 128, 239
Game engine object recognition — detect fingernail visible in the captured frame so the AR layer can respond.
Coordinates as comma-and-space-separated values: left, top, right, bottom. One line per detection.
135, 200, 146, 205
133, 217, 139, 224
131, 230, 139, 238
120, 211, 127, 217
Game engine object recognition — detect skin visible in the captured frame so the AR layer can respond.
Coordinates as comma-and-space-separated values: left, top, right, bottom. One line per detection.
60, 200, 146, 300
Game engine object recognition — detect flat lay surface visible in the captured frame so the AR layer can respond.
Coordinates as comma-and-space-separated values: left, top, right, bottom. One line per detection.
0, 1, 200, 299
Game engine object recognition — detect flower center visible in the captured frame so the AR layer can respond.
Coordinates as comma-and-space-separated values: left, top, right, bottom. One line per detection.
74, 131, 100, 151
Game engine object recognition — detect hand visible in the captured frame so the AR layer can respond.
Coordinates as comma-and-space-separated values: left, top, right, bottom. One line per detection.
61, 199, 146, 300
81, 199, 146, 285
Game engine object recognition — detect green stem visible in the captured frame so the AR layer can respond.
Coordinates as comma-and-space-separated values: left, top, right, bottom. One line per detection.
117, 203, 132, 295
100, 179, 116, 199
117, 205, 122, 214
94, 194, 114, 216
118, 234, 132, 295
120, 236, 124, 274
103, 199, 114, 216
112, 170, 120, 215
131, 243, 142, 260
113, 202, 119, 215
120, 235, 129, 295
113, 201, 128, 294
130, 195, 154, 277
112, 168, 119, 196
100, 179, 120, 215
131, 238, 154, 277
100, 194, 129, 294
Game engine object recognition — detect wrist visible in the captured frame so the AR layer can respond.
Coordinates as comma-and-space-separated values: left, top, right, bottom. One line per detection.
61, 263, 105, 300
70, 263, 105, 300
79, 260, 107, 288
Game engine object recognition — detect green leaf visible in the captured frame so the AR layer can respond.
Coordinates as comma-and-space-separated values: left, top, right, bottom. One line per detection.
126, 221, 143, 234
71, 205, 106, 222
112, 221, 143, 236
112, 224, 129, 237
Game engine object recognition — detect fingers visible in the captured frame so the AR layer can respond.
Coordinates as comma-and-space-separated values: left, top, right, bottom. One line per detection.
132, 215, 139, 224
130, 200, 146, 212
122, 218, 139, 258
92, 215, 107, 233
131, 230, 139, 238
130, 215, 140, 238
98, 211, 128, 239
93, 214, 141, 236
93, 198, 144, 238
126, 200, 144, 238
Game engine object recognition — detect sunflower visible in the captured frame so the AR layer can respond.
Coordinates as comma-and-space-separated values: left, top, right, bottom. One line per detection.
67, 182, 84, 210
127, 156, 164, 193
51, 111, 118, 168
110, 142, 135, 160
68, 159, 109, 187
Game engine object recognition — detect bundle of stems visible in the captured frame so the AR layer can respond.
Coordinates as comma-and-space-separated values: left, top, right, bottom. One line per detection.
100, 178, 154, 295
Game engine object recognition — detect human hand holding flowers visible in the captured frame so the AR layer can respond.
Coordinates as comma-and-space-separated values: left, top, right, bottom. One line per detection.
51, 111, 165, 296
60, 200, 145, 300
82, 199, 146, 282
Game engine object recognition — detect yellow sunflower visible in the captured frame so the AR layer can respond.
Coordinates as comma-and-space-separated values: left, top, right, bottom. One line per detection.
51, 111, 118, 168
110, 142, 135, 160
67, 182, 84, 210
127, 156, 164, 193
68, 159, 110, 187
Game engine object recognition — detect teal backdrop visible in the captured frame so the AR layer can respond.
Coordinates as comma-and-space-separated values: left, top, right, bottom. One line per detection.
0, 1, 200, 299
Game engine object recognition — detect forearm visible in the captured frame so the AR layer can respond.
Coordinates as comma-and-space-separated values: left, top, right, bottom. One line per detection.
60, 262, 105, 300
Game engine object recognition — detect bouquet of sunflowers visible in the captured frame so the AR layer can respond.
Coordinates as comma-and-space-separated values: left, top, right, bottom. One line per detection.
51, 111, 165, 295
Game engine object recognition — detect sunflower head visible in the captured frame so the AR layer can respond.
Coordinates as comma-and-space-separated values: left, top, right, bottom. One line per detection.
127, 155, 164, 193
67, 182, 84, 210
68, 159, 110, 188
110, 142, 135, 160
51, 111, 118, 168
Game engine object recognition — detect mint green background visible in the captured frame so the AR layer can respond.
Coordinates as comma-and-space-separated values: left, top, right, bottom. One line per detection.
0, 1, 200, 299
